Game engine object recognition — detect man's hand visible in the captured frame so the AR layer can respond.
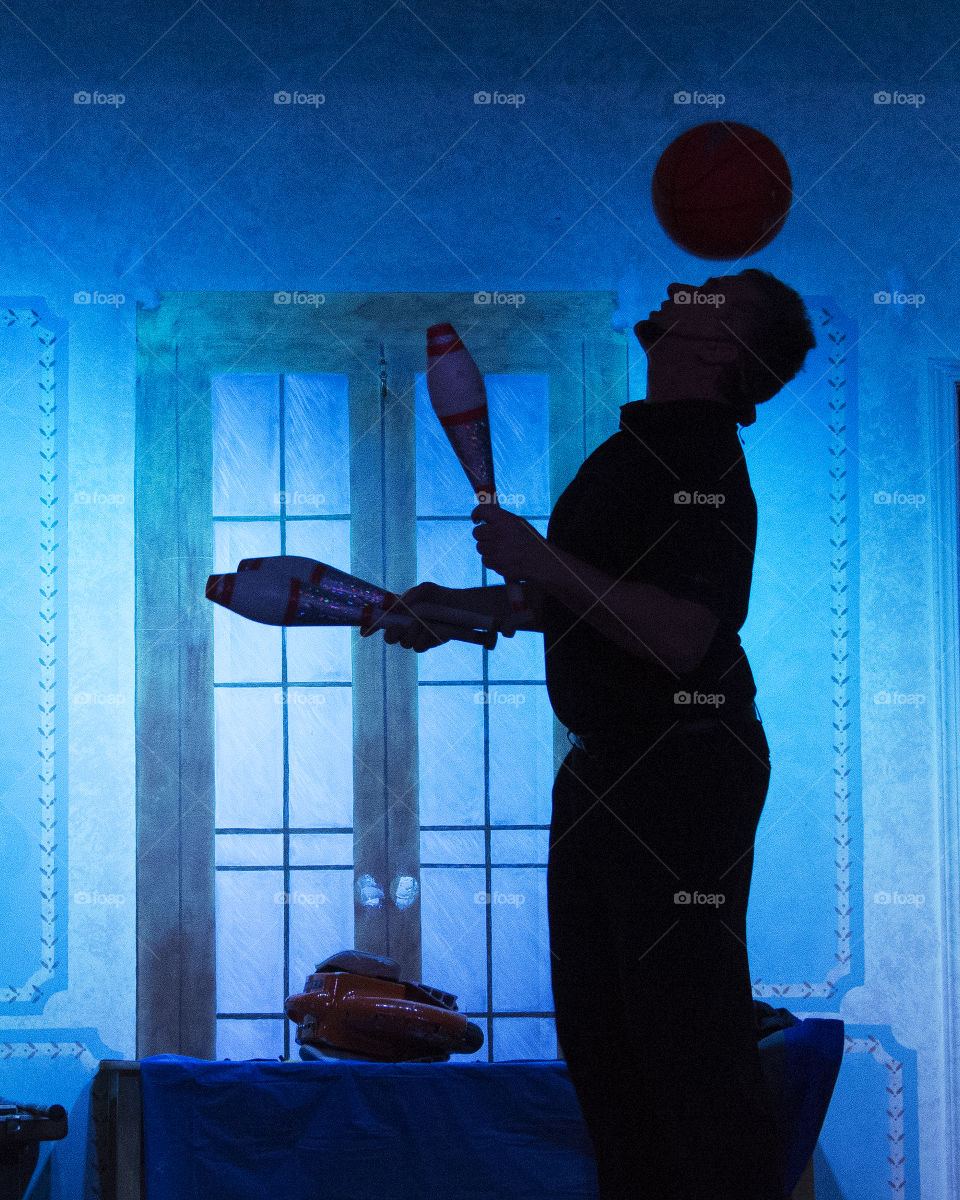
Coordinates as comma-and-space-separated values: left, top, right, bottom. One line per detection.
360, 582, 455, 652
471, 504, 551, 581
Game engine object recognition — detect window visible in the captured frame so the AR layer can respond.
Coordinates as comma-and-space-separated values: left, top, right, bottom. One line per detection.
135, 292, 627, 1058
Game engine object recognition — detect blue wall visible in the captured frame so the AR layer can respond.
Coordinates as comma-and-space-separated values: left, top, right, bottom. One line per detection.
0, 2, 954, 1196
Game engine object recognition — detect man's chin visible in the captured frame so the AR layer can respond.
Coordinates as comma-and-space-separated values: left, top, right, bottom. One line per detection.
634, 317, 666, 349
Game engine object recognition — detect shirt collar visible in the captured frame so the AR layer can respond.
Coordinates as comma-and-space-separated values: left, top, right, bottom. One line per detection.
619, 397, 748, 435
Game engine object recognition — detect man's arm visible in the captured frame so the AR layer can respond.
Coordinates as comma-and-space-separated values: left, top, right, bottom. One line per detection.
472, 506, 719, 676
360, 580, 545, 652
529, 545, 718, 676
446, 582, 546, 632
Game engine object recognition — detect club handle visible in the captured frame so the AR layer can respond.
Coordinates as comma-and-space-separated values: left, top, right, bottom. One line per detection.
377, 611, 497, 650
409, 602, 499, 632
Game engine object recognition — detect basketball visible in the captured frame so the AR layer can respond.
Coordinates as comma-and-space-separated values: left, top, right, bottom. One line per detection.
651, 121, 792, 260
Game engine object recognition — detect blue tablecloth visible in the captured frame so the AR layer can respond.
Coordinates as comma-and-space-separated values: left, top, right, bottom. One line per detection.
140, 1020, 843, 1200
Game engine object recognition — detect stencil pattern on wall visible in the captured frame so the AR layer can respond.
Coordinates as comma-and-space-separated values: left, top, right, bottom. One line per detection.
0, 302, 68, 1009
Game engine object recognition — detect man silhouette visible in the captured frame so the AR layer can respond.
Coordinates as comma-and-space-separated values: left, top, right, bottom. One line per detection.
367, 269, 817, 1200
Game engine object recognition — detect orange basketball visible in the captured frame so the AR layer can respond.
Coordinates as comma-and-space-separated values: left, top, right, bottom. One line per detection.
651, 121, 792, 260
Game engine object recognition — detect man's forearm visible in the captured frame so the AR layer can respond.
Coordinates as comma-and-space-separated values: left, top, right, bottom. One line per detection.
452, 583, 545, 632
526, 546, 717, 675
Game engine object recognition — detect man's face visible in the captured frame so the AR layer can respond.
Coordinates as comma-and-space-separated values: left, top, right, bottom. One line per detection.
633, 275, 760, 360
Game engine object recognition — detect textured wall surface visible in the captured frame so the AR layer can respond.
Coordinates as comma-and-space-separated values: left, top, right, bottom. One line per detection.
0, 2, 955, 1196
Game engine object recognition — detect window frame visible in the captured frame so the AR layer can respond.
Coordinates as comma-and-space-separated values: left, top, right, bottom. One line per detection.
134, 291, 627, 1057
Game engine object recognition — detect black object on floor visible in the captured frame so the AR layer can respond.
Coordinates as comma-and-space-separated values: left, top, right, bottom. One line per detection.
0, 1099, 68, 1200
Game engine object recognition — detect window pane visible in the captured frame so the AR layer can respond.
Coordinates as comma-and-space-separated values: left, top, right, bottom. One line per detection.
287, 869, 355, 993
419, 830, 486, 865
485, 374, 551, 518
490, 829, 549, 864
290, 834, 354, 866
215, 834, 283, 866
491, 867, 551, 1012
213, 522, 282, 684
284, 375, 350, 516
215, 688, 283, 828
215, 869, 284, 1012
492, 1017, 558, 1062
415, 373, 472, 517
414, 372, 550, 519
416, 519, 484, 682
420, 866, 487, 1014
488, 685, 554, 826
284, 520, 353, 682
216, 1018, 284, 1061
212, 374, 280, 517
417, 687, 485, 825
287, 686, 353, 828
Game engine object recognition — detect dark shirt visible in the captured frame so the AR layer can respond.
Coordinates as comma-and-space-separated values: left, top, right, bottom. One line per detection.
540, 397, 758, 736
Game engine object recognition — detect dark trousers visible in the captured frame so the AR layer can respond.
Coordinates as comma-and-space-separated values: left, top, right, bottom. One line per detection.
548, 715, 786, 1200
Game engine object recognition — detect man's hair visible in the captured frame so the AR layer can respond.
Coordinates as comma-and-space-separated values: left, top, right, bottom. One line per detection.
715, 269, 817, 415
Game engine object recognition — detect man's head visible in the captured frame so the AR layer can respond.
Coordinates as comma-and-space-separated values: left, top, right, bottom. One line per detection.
633, 270, 817, 424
